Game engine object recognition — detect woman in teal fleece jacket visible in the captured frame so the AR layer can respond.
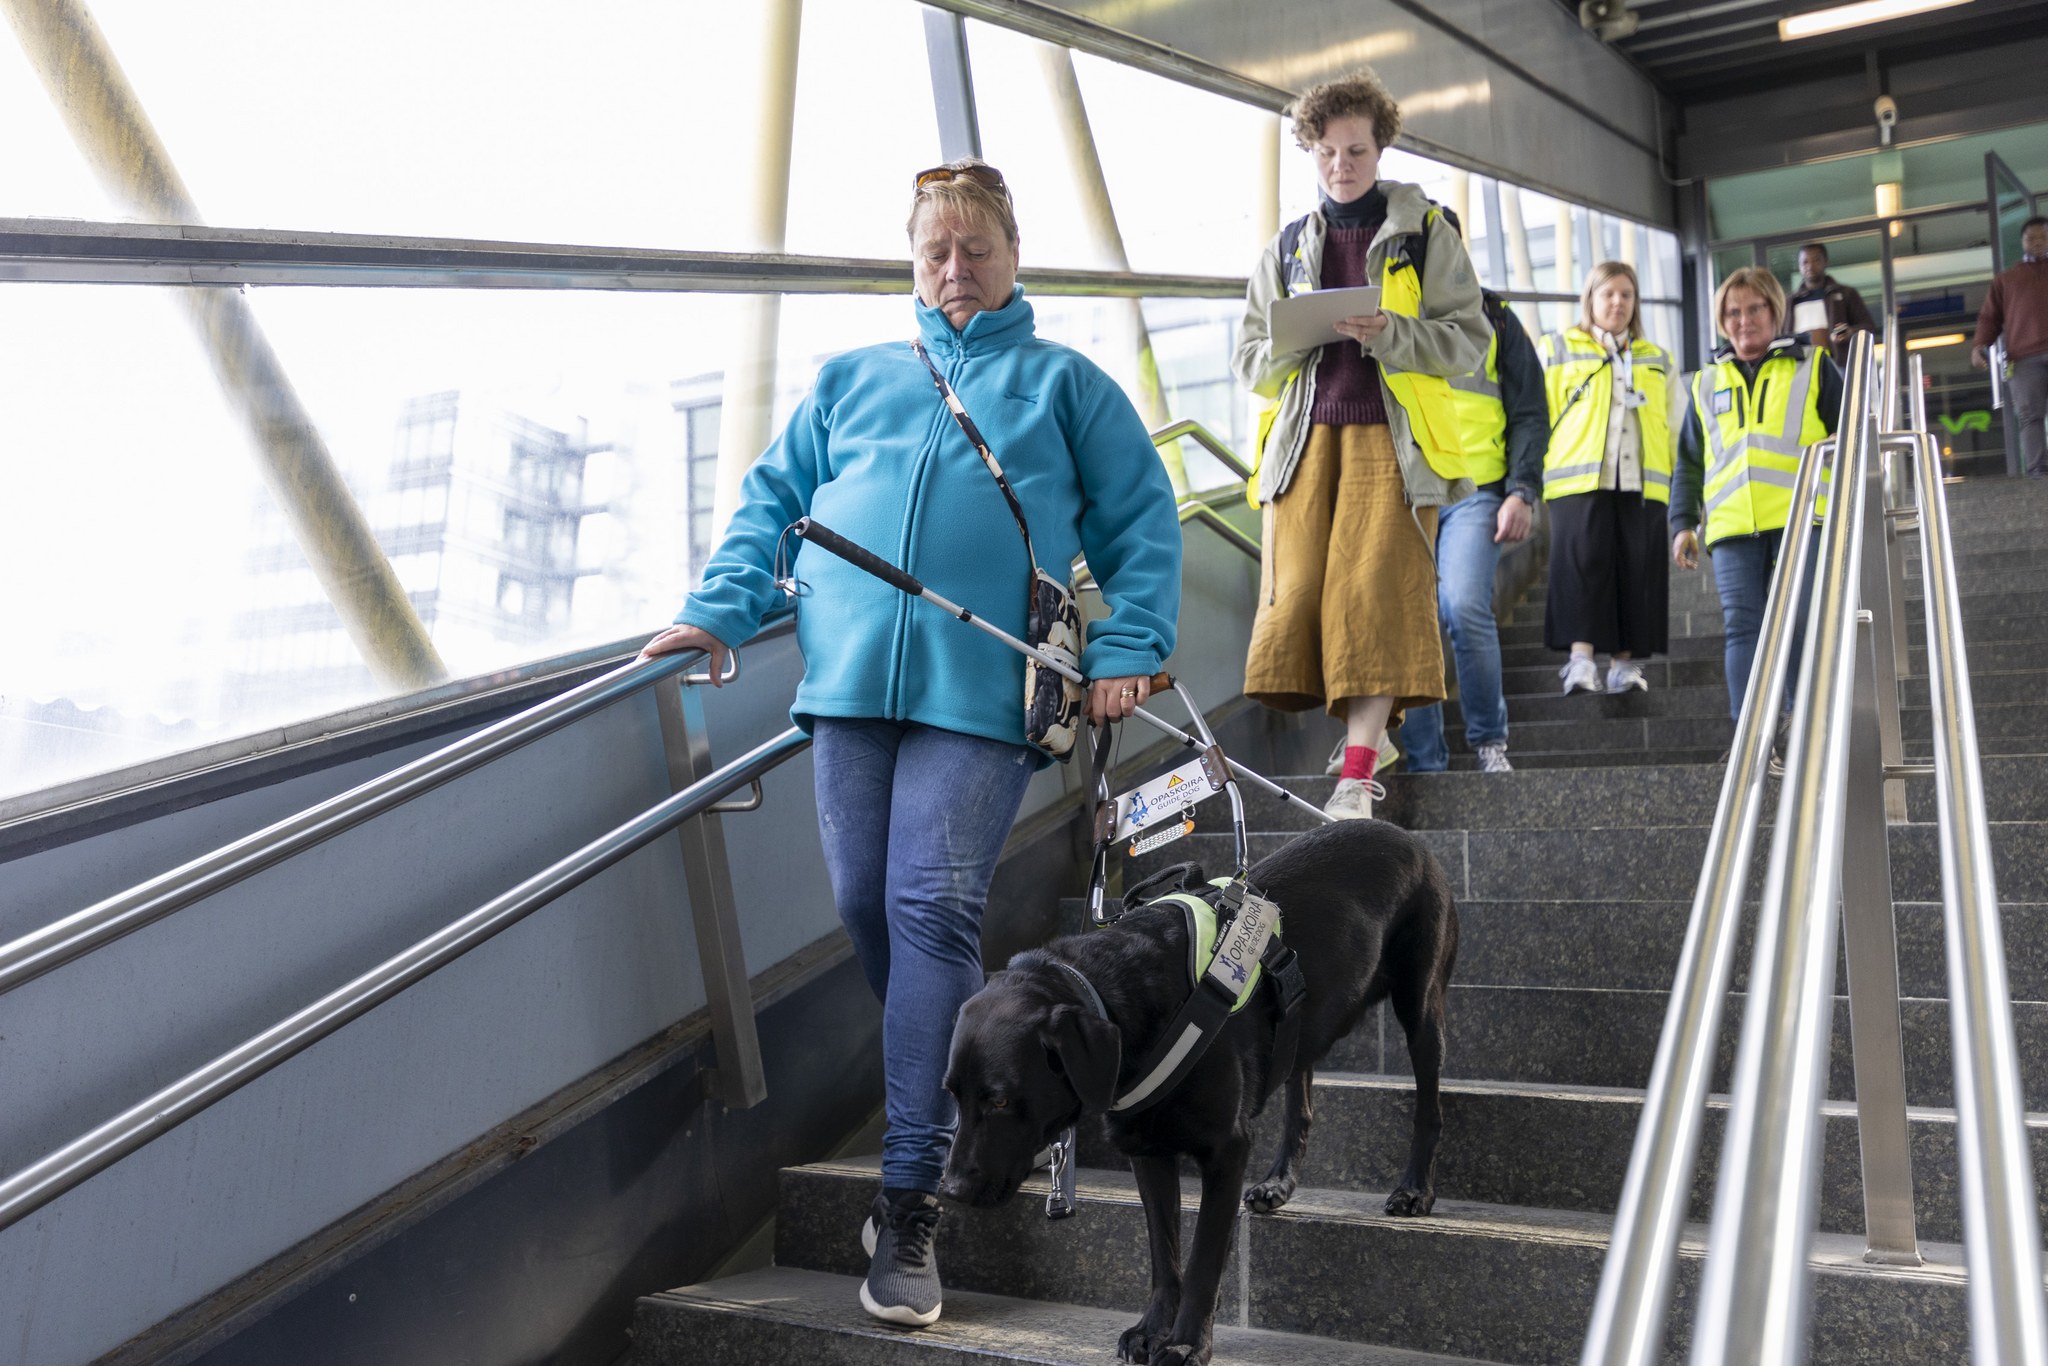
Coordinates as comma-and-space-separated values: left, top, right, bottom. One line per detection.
639, 160, 1180, 1329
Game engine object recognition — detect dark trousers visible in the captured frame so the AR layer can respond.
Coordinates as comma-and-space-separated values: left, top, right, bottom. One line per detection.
1543, 489, 1671, 657
2011, 351, 2048, 478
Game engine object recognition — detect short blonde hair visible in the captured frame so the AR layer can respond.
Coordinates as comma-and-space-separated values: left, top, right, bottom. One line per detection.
1580, 261, 1644, 341
1288, 68, 1402, 151
906, 158, 1018, 246
1713, 266, 1785, 340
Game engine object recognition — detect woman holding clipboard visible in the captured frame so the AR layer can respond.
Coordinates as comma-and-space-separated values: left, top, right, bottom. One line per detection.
1233, 67, 1488, 820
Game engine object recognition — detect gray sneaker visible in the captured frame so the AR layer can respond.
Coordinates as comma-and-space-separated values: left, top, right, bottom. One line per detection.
1475, 741, 1513, 773
859, 1189, 944, 1327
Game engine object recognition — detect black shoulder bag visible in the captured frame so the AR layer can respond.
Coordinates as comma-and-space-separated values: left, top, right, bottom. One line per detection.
911, 340, 1086, 760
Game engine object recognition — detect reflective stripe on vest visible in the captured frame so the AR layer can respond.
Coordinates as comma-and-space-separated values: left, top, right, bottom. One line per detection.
1692, 350, 1830, 545
1377, 225, 1471, 482
1446, 328, 1507, 485
1538, 328, 1674, 503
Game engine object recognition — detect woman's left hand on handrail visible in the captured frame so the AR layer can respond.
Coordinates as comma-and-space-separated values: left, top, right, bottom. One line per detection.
1087, 673, 1153, 723
639, 624, 730, 685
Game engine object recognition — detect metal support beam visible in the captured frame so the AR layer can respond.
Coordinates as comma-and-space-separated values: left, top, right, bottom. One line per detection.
1035, 41, 1185, 494
923, 7, 982, 162
654, 677, 767, 1109
712, 0, 803, 548
1, 0, 445, 692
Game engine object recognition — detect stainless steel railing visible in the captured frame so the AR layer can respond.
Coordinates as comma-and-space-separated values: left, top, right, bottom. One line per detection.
1583, 325, 2048, 1364
0, 724, 811, 1234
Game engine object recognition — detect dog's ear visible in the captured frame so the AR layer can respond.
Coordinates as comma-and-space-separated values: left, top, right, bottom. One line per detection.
1043, 1004, 1123, 1113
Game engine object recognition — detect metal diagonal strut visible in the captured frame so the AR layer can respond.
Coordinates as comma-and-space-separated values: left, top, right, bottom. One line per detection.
2, 0, 445, 689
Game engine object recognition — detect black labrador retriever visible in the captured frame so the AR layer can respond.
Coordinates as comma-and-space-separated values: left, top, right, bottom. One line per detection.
939, 817, 1458, 1364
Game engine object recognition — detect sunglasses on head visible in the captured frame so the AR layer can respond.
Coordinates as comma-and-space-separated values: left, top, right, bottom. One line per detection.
914, 163, 1008, 195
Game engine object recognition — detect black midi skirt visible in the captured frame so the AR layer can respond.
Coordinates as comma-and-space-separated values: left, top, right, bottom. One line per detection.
1543, 489, 1671, 656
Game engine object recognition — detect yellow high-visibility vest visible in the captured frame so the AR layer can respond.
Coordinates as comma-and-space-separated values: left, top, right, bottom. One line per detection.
1691, 344, 1831, 545
1537, 327, 1674, 504
1446, 324, 1506, 486
1252, 210, 1470, 502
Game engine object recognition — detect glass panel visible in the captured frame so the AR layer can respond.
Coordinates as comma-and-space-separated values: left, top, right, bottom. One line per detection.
1706, 118, 2048, 241
1989, 153, 2036, 274
0, 0, 935, 253
1068, 51, 1277, 277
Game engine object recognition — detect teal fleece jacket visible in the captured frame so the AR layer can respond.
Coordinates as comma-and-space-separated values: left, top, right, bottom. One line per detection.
679, 287, 1182, 755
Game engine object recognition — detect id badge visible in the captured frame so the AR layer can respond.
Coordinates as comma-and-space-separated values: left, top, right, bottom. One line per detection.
1712, 388, 1734, 416
1623, 389, 1648, 409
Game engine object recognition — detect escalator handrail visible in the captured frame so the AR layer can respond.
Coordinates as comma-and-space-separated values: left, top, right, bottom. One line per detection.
0, 648, 729, 999
0, 725, 812, 1235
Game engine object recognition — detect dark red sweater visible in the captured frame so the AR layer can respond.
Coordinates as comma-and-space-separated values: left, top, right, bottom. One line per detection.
1310, 224, 1389, 426
1974, 259, 2048, 362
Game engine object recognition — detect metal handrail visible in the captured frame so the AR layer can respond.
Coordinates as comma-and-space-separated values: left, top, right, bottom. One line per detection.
1579, 433, 1832, 1366
0, 649, 734, 999
1909, 430, 2048, 1365
1150, 418, 1255, 483
1688, 340, 1873, 1361
0, 725, 811, 1234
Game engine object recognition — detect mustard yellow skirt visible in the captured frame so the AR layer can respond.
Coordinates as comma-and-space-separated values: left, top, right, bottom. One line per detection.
1244, 422, 1444, 719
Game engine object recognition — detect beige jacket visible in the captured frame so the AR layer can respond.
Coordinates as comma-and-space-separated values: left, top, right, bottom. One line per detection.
1232, 181, 1489, 507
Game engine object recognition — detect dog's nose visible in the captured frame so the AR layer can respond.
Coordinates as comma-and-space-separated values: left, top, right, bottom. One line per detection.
937, 1171, 973, 1203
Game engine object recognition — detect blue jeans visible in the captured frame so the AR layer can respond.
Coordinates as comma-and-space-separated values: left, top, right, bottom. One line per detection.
1709, 529, 1818, 723
811, 718, 1036, 1194
1400, 487, 1508, 772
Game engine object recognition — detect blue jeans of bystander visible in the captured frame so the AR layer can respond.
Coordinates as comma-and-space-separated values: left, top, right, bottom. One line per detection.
811, 717, 1036, 1194
1400, 487, 1508, 772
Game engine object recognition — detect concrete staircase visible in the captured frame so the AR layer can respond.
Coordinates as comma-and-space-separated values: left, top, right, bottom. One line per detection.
628, 478, 2048, 1364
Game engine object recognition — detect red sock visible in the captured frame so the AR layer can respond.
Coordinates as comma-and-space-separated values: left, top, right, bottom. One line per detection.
1340, 745, 1377, 782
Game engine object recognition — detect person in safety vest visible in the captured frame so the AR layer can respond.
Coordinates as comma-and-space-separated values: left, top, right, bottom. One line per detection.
1232, 66, 1488, 823
1538, 262, 1684, 698
1398, 288, 1546, 774
1670, 265, 1842, 762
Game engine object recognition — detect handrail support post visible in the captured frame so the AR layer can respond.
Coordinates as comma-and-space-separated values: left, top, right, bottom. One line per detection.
655, 676, 768, 1109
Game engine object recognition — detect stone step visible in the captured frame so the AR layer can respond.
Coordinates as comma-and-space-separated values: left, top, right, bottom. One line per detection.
1192, 756, 2048, 832
1450, 672, 2048, 731
1498, 604, 2048, 649
1070, 1074, 2048, 1249
1452, 898, 2048, 1000
774, 1159, 1977, 1364
1324, 983, 2048, 1111
1500, 655, 1727, 696
1126, 822, 2048, 907
630, 1266, 1503, 1365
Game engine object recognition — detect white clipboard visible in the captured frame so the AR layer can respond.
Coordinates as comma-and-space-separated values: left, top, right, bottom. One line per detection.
1268, 286, 1383, 355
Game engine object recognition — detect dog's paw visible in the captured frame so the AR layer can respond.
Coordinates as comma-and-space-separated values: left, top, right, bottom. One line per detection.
1384, 1186, 1436, 1217
1151, 1343, 1211, 1366
1243, 1175, 1297, 1214
1117, 1325, 1161, 1363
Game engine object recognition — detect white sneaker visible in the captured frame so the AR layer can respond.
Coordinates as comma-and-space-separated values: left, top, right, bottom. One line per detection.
1475, 741, 1513, 773
1324, 732, 1401, 777
1607, 659, 1649, 693
1323, 777, 1386, 820
1560, 656, 1603, 695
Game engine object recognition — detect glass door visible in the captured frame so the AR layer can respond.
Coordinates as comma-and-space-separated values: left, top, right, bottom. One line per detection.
1987, 152, 2037, 474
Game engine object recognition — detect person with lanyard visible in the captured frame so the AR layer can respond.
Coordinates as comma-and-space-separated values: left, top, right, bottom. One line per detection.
639, 158, 1181, 1330
1397, 286, 1545, 774
1232, 66, 1488, 821
1538, 262, 1682, 697
1669, 264, 1843, 765
1971, 215, 2048, 477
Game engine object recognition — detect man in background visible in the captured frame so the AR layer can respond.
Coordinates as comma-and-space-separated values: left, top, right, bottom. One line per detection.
1789, 242, 1876, 368
1972, 215, 2048, 478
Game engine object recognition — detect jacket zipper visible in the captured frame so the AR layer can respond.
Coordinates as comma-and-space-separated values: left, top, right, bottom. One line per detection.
894, 352, 955, 718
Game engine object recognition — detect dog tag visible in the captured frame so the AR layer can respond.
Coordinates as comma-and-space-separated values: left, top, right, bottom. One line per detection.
1128, 814, 1195, 857
1205, 891, 1279, 997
